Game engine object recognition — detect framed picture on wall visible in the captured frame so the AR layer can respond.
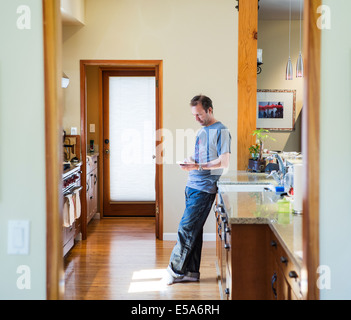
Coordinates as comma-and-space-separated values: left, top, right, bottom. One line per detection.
257, 89, 296, 131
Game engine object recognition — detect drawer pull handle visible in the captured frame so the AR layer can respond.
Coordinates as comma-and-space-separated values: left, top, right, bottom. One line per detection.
271, 272, 277, 299
270, 240, 277, 248
280, 256, 288, 264
289, 271, 298, 279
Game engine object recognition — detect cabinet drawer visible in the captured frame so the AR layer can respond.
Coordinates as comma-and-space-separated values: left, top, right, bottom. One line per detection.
63, 222, 75, 246
86, 154, 98, 173
269, 230, 302, 299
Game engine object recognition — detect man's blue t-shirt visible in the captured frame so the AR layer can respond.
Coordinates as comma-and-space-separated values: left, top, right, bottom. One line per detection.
186, 121, 231, 194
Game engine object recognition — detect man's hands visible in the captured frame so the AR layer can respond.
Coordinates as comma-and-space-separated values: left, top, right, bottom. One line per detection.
178, 153, 230, 172
178, 159, 198, 171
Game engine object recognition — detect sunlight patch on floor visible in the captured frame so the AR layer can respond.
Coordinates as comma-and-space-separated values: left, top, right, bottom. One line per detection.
132, 268, 167, 280
128, 268, 168, 293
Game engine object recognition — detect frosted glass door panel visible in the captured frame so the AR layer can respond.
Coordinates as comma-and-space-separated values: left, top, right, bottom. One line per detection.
109, 77, 156, 201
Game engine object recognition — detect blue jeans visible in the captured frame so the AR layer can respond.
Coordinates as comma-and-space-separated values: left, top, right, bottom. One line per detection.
168, 186, 216, 279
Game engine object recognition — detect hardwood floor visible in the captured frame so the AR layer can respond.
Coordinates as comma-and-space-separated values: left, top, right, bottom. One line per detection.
64, 217, 220, 300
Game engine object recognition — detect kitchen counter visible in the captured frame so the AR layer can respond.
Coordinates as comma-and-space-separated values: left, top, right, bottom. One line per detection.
217, 171, 302, 272
218, 170, 276, 185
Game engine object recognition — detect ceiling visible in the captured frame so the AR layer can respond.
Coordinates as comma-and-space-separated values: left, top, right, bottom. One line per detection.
258, 0, 304, 20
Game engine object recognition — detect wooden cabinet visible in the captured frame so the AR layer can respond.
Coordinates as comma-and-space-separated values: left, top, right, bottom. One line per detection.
215, 218, 302, 300
63, 222, 75, 257
268, 230, 302, 300
86, 154, 99, 224
214, 201, 232, 300
228, 224, 272, 300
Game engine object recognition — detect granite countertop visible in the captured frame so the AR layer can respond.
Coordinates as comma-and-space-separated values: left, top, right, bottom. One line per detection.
218, 170, 277, 185
217, 171, 302, 271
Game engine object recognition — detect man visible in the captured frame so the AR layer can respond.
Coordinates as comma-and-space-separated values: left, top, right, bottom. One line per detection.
163, 94, 231, 285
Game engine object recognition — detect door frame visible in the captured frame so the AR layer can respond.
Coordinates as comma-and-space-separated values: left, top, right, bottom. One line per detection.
43, 0, 63, 300
301, 0, 321, 300
80, 60, 163, 240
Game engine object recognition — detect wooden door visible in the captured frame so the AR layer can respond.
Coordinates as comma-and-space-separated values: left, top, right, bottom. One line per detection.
102, 69, 157, 217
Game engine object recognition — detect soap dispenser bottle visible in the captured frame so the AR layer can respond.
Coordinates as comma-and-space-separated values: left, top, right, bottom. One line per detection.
284, 166, 294, 195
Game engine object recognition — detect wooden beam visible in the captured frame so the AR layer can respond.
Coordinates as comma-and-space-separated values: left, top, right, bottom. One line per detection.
302, 0, 321, 300
237, 0, 258, 170
43, 0, 63, 300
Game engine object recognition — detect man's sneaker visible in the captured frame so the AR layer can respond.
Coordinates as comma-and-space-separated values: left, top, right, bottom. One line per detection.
161, 270, 199, 285
173, 274, 199, 283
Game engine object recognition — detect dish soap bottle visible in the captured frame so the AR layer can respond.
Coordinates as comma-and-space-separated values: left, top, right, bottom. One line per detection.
284, 166, 294, 195
277, 197, 291, 224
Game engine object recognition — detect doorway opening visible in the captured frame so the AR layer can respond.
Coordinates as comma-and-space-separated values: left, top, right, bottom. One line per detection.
102, 69, 156, 217
80, 60, 163, 240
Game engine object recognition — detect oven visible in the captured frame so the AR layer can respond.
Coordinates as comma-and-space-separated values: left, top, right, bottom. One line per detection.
62, 164, 82, 256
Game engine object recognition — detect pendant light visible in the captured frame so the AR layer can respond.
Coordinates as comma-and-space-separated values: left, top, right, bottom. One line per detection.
296, 0, 304, 77
285, 0, 293, 80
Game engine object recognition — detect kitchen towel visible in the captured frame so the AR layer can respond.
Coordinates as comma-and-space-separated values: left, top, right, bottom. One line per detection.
63, 193, 75, 227
63, 196, 71, 227
73, 188, 81, 219
67, 194, 75, 225
293, 164, 303, 214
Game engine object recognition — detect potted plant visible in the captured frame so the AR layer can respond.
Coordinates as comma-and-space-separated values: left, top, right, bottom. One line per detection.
248, 129, 276, 172
249, 143, 260, 160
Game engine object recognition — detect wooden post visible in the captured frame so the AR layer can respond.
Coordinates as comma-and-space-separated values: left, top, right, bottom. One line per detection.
43, 0, 64, 300
302, 0, 321, 300
237, 0, 258, 170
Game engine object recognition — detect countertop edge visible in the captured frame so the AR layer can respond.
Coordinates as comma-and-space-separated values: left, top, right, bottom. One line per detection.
268, 222, 302, 272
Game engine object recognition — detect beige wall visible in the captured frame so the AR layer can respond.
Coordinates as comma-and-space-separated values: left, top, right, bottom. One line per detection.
62, 0, 238, 235
86, 66, 100, 151
0, 0, 46, 299
257, 19, 303, 152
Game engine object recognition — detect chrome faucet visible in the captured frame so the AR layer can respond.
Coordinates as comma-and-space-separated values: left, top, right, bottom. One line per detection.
266, 153, 287, 185
267, 170, 283, 185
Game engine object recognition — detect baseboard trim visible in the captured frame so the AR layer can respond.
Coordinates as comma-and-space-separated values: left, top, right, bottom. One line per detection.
163, 233, 216, 241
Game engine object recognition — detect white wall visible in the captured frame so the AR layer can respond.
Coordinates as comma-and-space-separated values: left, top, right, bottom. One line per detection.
319, 0, 351, 299
258, 19, 303, 152
0, 0, 46, 299
62, 0, 238, 236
